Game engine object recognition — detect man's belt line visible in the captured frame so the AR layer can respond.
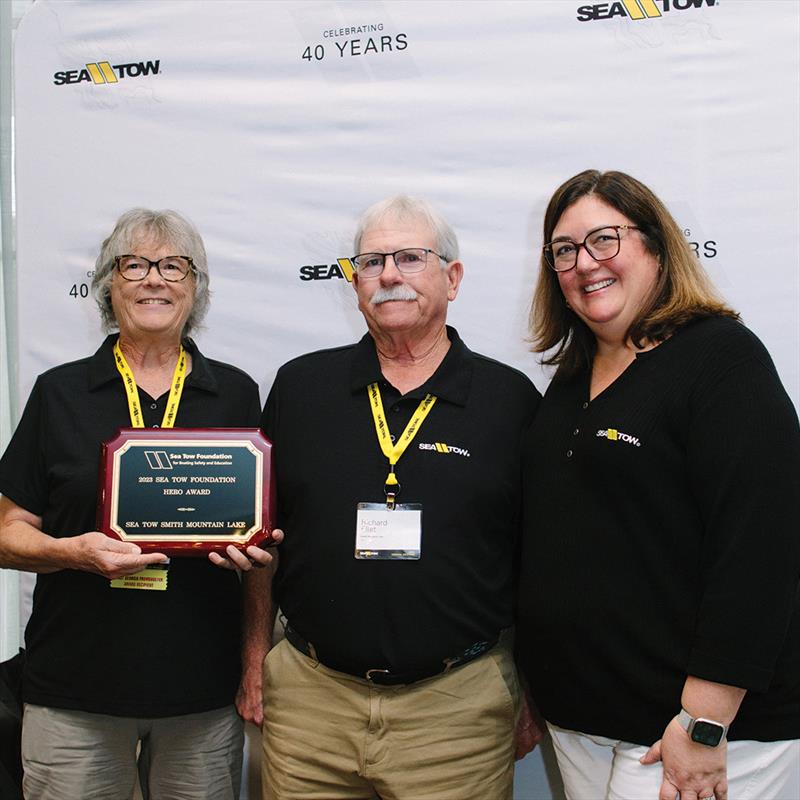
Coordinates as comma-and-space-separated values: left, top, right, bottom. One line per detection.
284, 625, 497, 686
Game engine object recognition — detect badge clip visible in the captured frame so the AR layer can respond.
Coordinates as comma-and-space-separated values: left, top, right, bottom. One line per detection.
384, 469, 400, 510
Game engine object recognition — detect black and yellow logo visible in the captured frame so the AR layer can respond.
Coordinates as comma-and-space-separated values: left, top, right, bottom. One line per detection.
577, 0, 717, 23
419, 442, 471, 457
53, 60, 161, 86
299, 258, 355, 282
85, 62, 118, 84
596, 428, 641, 447
621, 0, 662, 18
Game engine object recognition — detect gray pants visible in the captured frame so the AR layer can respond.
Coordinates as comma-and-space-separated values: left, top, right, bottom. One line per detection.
22, 704, 243, 800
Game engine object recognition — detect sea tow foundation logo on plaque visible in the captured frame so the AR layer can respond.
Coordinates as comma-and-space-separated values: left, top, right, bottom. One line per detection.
577, 0, 717, 22
299, 258, 355, 282
144, 450, 173, 470
301, 20, 408, 62
53, 59, 161, 86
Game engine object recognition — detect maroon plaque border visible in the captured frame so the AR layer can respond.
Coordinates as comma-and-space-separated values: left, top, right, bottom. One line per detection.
96, 427, 276, 556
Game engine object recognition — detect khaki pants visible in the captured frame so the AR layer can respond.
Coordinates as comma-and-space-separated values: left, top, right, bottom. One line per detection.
22, 704, 243, 800
261, 638, 520, 800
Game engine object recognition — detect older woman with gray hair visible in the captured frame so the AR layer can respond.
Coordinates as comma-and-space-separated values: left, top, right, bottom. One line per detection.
0, 208, 273, 800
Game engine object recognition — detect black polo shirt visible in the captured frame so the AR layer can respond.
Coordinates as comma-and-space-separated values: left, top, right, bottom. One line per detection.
262, 326, 540, 675
0, 335, 260, 717
516, 316, 800, 745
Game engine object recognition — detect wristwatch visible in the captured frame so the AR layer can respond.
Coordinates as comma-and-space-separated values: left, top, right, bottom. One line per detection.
676, 708, 728, 747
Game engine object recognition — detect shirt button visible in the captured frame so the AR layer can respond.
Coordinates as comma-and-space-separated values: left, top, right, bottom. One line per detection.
573, 428, 579, 436
392, 405, 400, 412
150, 403, 158, 409
582, 401, 588, 409
566, 449, 573, 457
152, 424, 160, 428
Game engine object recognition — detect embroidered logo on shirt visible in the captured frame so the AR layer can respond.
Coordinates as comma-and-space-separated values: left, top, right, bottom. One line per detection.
418, 442, 471, 457
596, 428, 641, 447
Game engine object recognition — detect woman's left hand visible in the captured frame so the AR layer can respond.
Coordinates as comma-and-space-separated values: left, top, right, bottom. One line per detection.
641, 716, 727, 800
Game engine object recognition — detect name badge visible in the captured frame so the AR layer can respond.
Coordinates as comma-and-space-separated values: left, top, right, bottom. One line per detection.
355, 502, 422, 560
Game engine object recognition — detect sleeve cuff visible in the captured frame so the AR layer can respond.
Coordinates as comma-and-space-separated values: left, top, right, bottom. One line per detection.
687, 649, 773, 693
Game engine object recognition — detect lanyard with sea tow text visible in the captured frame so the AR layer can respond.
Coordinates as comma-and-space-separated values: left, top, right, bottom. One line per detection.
367, 382, 437, 509
113, 340, 187, 428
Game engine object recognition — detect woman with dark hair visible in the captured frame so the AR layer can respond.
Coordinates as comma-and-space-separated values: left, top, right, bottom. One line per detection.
517, 170, 800, 800
0, 209, 274, 799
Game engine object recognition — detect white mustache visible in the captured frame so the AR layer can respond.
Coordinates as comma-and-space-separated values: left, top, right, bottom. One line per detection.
370, 285, 419, 305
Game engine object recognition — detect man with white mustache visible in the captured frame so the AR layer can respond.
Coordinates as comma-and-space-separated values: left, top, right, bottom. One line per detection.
369, 283, 419, 304
254, 195, 543, 800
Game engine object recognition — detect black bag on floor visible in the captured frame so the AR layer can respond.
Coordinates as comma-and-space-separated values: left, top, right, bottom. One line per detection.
0, 648, 24, 800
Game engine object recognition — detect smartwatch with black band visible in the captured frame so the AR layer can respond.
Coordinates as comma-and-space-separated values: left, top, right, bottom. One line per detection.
676, 708, 729, 747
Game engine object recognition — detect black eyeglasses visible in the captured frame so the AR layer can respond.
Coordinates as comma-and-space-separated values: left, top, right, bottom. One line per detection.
115, 255, 195, 282
351, 248, 447, 278
543, 225, 639, 272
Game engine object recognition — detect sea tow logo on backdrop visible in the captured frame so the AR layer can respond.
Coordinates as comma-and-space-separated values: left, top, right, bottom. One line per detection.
53, 59, 161, 86
419, 442, 471, 458
299, 258, 355, 282
596, 429, 641, 447
301, 20, 408, 62
577, 0, 718, 22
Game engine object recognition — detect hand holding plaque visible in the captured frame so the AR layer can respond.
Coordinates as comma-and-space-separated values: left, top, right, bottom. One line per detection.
97, 428, 276, 556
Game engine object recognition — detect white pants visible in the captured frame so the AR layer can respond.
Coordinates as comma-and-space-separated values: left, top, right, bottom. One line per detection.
22, 704, 244, 800
548, 723, 800, 800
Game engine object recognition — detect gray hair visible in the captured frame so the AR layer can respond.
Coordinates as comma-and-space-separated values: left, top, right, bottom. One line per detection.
353, 195, 460, 263
91, 208, 211, 337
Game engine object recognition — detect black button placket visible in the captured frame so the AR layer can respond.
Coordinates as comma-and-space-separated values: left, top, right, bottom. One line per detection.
567, 399, 590, 458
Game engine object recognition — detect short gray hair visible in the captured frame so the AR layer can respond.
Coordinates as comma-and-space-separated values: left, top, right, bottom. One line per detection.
91, 208, 211, 337
353, 195, 459, 263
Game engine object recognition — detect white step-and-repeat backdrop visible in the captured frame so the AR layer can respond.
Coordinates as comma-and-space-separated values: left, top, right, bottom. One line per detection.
12, 1, 799, 797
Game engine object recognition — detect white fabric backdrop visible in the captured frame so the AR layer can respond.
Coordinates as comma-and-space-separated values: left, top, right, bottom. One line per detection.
13, 0, 800, 407
9, 1, 800, 797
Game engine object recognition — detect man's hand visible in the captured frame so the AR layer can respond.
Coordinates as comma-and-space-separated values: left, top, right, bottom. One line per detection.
641, 716, 728, 800
236, 652, 266, 726
515, 688, 545, 760
233, 534, 281, 726
208, 528, 284, 571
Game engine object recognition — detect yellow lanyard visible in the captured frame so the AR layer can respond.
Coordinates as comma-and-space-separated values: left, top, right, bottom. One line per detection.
367, 382, 437, 508
113, 341, 187, 428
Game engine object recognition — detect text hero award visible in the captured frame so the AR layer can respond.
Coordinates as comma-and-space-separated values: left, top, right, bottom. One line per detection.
97, 428, 276, 556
